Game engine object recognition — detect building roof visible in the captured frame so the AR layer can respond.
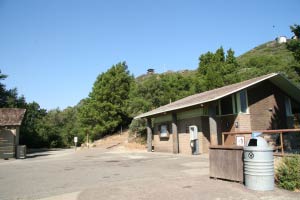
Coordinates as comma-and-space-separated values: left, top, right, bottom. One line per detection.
0, 108, 26, 126
135, 73, 300, 119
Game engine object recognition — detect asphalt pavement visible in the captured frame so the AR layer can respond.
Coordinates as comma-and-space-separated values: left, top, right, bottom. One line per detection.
0, 148, 299, 200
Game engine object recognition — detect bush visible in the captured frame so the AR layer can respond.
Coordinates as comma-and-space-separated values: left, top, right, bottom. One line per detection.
276, 155, 300, 191
129, 119, 147, 143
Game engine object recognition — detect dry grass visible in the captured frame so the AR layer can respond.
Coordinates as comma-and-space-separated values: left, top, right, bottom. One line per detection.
92, 130, 146, 151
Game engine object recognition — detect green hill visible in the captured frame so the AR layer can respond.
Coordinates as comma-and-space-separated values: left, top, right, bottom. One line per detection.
238, 40, 294, 66
136, 40, 300, 86
236, 40, 299, 83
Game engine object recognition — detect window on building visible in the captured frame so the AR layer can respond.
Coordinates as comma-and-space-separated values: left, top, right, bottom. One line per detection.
239, 90, 248, 113
220, 96, 233, 115
285, 96, 293, 116
219, 90, 249, 115
160, 124, 169, 138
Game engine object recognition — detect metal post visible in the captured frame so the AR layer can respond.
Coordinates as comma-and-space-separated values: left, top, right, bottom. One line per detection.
87, 131, 89, 148
280, 132, 284, 155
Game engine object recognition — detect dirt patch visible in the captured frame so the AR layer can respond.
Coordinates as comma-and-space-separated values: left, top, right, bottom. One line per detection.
92, 130, 146, 152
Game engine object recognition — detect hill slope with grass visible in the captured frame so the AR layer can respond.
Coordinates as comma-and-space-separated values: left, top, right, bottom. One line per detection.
236, 40, 300, 83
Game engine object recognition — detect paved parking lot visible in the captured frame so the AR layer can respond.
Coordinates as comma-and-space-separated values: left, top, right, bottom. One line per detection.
0, 148, 299, 200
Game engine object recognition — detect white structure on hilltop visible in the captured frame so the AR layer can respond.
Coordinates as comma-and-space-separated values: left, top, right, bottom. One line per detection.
276, 36, 287, 44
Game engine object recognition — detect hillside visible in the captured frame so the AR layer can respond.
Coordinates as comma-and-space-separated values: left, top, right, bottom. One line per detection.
237, 40, 295, 67
235, 40, 299, 84
92, 130, 146, 152
137, 40, 297, 82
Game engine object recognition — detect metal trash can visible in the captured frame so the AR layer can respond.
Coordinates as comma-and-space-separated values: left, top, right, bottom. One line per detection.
16, 145, 27, 159
244, 133, 274, 191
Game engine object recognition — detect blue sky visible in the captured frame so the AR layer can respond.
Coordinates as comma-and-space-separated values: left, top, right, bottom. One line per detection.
0, 0, 299, 110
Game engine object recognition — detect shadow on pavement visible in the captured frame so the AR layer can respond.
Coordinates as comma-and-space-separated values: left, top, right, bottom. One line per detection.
26, 153, 52, 159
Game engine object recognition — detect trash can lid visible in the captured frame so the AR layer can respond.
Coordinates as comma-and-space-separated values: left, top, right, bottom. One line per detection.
251, 132, 262, 138
247, 137, 268, 147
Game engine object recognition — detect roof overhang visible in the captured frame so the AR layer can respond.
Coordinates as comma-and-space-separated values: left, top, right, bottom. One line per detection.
269, 75, 300, 103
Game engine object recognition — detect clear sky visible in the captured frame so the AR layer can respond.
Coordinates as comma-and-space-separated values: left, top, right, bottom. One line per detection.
0, 0, 299, 110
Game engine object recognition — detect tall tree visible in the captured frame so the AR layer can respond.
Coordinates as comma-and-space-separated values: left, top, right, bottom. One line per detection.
197, 47, 239, 90
78, 62, 134, 140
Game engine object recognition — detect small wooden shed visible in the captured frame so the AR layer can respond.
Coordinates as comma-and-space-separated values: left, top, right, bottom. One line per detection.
0, 108, 26, 159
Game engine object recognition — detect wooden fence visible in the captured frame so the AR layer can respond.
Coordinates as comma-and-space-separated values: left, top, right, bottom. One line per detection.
222, 129, 300, 155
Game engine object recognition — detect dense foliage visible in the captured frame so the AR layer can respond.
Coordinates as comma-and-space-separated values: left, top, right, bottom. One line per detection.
197, 47, 240, 90
276, 155, 300, 191
1, 24, 300, 148
287, 24, 300, 62
78, 62, 134, 140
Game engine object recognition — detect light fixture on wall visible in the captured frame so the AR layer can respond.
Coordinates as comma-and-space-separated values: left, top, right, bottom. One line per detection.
235, 121, 239, 128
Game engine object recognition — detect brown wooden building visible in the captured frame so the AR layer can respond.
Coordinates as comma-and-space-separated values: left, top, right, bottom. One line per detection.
135, 73, 300, 154
0, 108, 26, 159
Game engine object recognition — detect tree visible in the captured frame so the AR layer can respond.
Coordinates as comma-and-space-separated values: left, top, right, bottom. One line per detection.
128, 72, 197, 117
197, 47, 240, 90
0, 70, 8, 107
20, 102, 47, 147
78, 62, 134, 140
36, 109, 65, 148
287, 24, 300, 62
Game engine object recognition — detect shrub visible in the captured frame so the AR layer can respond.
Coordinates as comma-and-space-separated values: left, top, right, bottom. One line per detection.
129, 119, 147, 143
276, 155, 300, 191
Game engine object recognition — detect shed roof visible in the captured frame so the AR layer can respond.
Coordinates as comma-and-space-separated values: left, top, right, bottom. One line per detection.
0, 108, 26, 126
135, 73, 300, 119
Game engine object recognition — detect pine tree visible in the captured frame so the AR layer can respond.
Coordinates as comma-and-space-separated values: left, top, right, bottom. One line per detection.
197, 47, 240, 90
78, 62, 133, 139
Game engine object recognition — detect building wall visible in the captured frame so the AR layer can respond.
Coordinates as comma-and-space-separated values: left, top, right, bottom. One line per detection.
0, 127, 16, 158
153, 122, 173, 153
220, 114, 252, 132
248, 80, 287, 130
153, 115, 211, 154
178, 116, 202, 154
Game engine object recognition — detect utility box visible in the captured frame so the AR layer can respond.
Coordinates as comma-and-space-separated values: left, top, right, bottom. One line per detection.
189, 126, 199, 155
244, 135, 274, 191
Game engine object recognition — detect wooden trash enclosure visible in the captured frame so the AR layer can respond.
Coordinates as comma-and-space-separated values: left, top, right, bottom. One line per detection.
209, 145, 244, 182
210, 129, 300, 183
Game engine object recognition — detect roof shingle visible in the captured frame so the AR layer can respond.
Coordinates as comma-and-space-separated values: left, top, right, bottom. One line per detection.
0, 108, 26, 126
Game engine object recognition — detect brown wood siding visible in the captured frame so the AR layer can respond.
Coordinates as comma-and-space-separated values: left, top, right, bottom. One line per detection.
248, 80, 287, 130
209, 145, 244, 182
0, 128, 15, 159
